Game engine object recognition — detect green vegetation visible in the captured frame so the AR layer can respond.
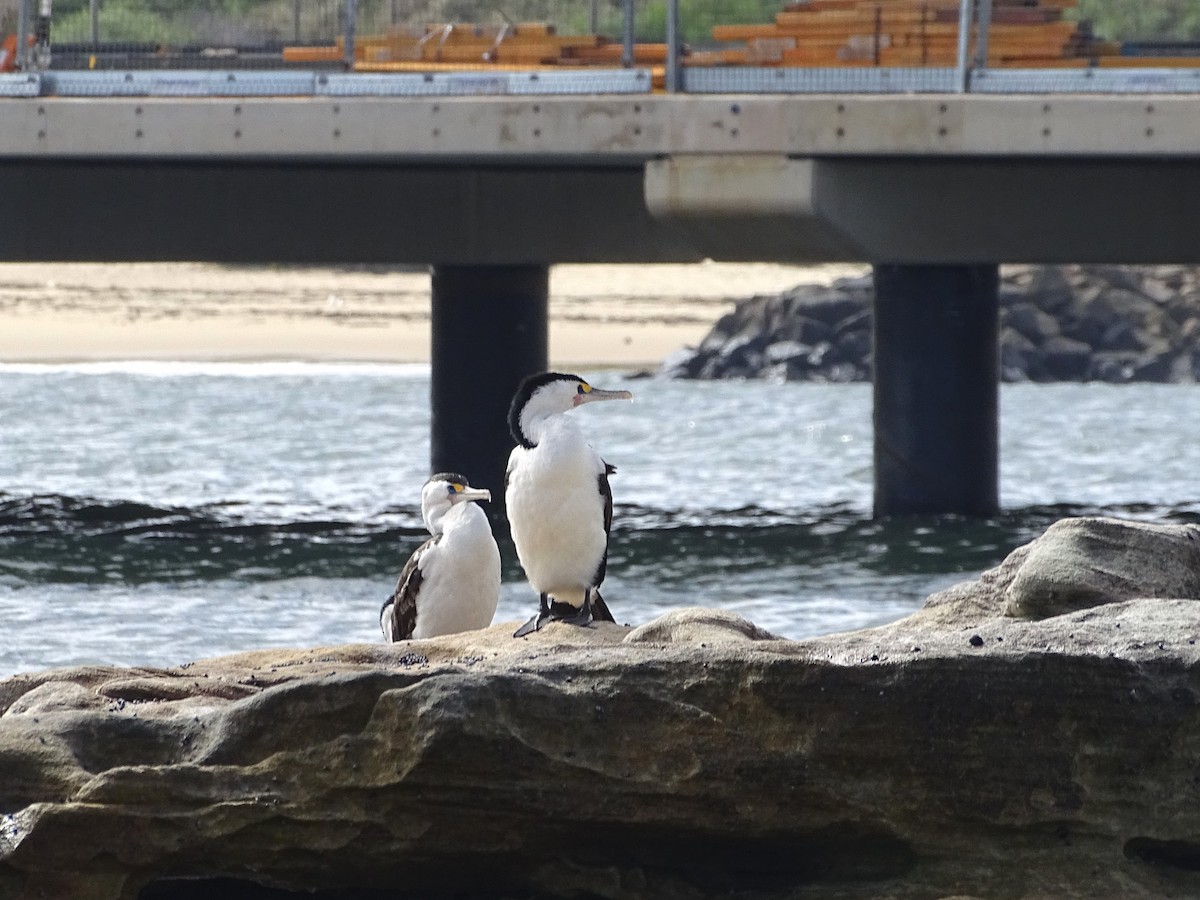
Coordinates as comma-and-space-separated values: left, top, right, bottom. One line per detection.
52, 2, 196, 43
48, 0, 343, 44
42, 0, 781, 47
1074, 0, 1200, 43
35, 0, 1200, 49
636, 0, 781, 45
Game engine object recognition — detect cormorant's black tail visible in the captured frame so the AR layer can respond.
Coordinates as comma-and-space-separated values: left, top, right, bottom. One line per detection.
591, 590, 616, 624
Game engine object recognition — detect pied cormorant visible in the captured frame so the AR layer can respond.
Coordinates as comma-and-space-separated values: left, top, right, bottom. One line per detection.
380, 472, 501, 641
505, 372, 632, 637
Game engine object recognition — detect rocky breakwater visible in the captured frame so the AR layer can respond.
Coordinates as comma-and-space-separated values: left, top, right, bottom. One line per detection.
3, 516, 1200, 899
660, 265, 1200, 383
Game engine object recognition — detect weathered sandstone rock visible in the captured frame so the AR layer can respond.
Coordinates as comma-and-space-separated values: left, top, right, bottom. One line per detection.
3, 517, 1200, 899
1002, 517, 1200, 619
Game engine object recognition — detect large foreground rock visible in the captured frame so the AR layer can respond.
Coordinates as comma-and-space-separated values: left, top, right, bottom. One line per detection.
3, 517, 1200, 899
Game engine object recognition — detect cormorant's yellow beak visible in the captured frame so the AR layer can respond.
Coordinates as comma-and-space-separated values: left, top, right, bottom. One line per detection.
451, 485, 491, 503
574, 385, 633, 407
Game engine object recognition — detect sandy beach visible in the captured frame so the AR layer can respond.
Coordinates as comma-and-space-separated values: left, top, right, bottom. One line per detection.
0, 261, 869, 367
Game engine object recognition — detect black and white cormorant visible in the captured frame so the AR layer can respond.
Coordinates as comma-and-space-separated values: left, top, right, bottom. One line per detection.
505, 372, 633, 637
380, 472, 501, 641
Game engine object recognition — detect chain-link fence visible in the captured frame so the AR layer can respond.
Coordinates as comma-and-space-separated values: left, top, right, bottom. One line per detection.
0, 1, 782, 53
1, 0, 1198, 91
0, 0, 651, 70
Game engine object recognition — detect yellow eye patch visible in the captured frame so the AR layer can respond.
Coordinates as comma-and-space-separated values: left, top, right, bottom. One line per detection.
580, 383, 592, 393
450, 483, 464, 493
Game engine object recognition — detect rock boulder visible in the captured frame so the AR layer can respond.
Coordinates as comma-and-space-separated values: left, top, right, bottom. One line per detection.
3, 518, 1200, 899
659, 265, 1200, 383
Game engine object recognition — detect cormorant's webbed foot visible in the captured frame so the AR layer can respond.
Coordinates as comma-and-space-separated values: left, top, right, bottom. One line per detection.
514, 593, 603, 636
556, 595, 595, 627
513, 593, 552, 638
513, 613, 545, 638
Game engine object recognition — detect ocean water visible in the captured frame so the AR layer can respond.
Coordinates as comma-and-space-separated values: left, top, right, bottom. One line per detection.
1, 362, 1197, 677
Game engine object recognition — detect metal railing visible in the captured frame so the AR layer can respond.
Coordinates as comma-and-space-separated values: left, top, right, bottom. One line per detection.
1, 0, 1199, 94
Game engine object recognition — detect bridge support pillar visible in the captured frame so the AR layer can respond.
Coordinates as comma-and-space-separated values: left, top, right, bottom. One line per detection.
872, 263, 999, 517
430, 264, 548, 519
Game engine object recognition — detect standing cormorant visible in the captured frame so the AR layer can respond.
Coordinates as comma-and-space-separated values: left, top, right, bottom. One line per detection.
505, 372, 632, 637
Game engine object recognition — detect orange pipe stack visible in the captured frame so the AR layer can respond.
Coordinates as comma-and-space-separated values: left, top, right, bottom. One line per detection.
709, 0, 1114, 68
284, 22, 669, 71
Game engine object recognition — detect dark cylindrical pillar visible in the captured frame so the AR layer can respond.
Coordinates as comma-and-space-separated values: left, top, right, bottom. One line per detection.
872, 263, 1000, 517
430, 264, 548, 518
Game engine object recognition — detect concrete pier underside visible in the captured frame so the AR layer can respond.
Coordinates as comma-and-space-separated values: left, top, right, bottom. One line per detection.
3, 156, 1200, 265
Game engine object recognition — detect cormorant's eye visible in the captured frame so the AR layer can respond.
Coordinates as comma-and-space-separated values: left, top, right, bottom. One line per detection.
449, 484, 463, 494
578, 383, 591, 394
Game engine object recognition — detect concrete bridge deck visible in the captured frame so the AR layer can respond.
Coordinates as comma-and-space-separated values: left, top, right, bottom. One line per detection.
4, 92, 1200, 161
1, 93, 1198, 265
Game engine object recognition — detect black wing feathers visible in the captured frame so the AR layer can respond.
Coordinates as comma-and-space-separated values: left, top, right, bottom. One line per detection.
591, 462, 616, 596
385, 534, 438, 641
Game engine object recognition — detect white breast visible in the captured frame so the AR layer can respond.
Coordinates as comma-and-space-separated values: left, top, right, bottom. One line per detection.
411, 503, 501, 639
506, 419, 607, 606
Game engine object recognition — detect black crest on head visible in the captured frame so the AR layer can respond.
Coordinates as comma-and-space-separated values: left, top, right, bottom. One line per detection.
507, 371, 583, 449
427, 472, 470, 486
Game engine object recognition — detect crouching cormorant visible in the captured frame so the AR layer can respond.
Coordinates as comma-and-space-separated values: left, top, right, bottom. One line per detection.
380, 473, 500, 641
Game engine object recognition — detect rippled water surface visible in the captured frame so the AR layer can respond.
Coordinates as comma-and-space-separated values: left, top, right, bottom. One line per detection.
2, 362, 1197, 676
